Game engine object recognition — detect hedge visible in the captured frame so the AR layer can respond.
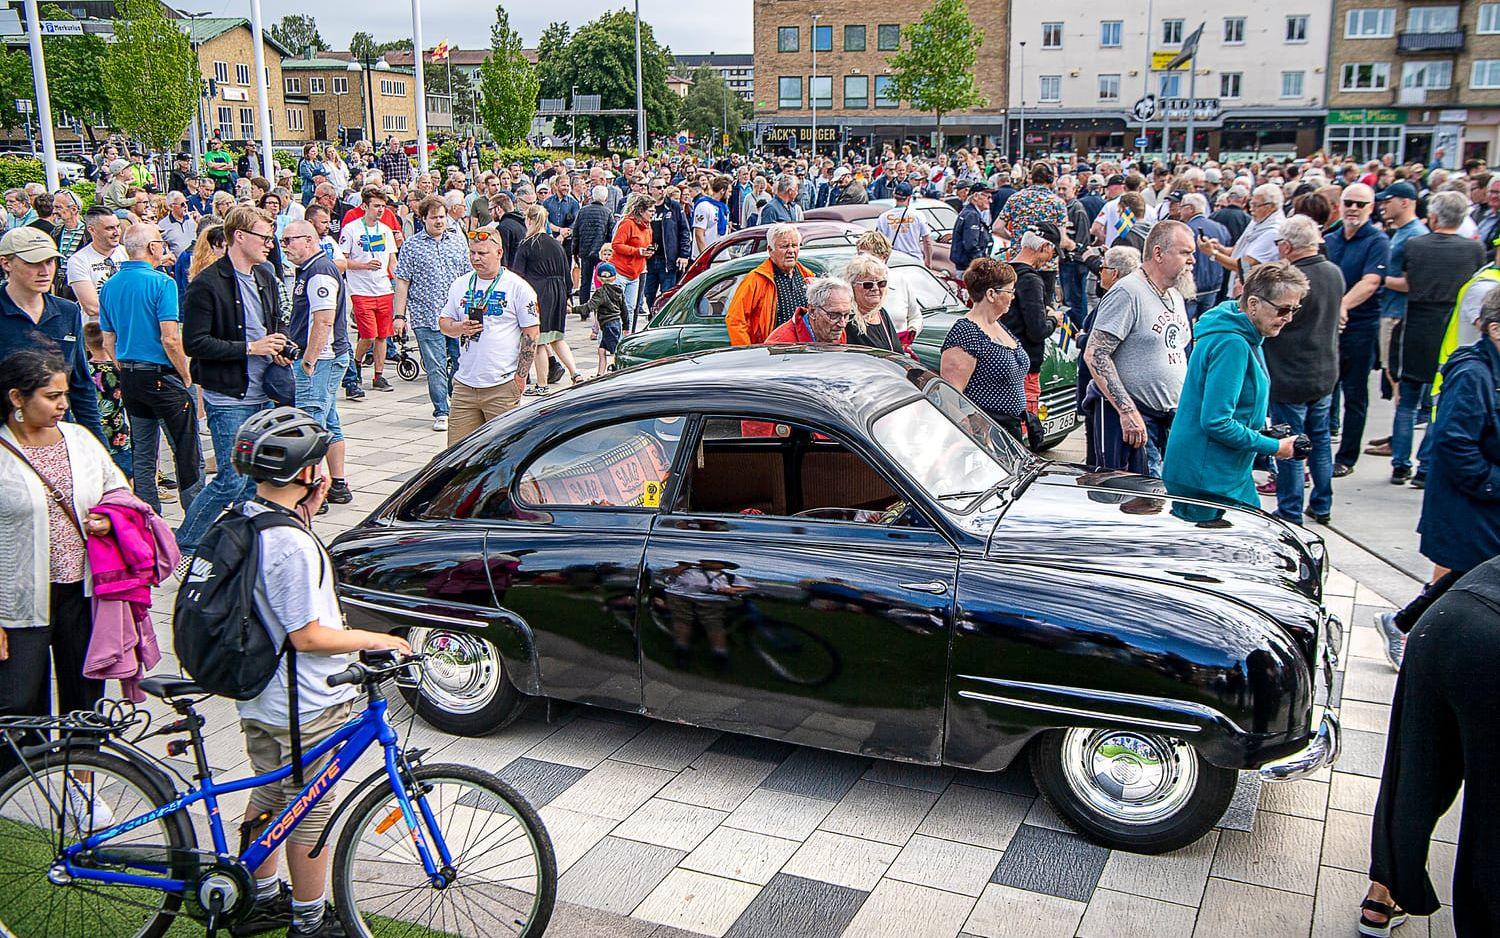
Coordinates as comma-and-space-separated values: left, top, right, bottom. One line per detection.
0, 156, 96, 209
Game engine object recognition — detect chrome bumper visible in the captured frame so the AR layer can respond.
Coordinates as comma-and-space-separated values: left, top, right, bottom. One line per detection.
1259, 711, 1341, 782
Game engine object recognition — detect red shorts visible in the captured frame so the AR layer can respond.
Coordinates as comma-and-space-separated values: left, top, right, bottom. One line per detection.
1024, 372, 1041, 413
351, 294, 394, 340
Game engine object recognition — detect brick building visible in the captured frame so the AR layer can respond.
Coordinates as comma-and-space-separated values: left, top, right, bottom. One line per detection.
281, 52, 422, 145
188, 17, 299, 144
751, 0, 1008, 153
1328, 0, 1500, 163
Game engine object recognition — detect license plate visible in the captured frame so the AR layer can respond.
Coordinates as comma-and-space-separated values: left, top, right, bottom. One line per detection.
1042, 411, 1077, 437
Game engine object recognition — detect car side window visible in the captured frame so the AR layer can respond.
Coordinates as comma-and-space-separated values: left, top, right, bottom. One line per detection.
697, 275, 746, 320
681, 417, 924, 527
516, 417, 685, 509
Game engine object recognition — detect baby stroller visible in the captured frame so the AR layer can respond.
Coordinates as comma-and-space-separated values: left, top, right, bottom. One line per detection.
392, 330, 422, 382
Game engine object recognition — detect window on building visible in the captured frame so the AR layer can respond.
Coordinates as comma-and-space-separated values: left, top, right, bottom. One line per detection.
844, 75, 869, 108
380, 78, 407, 96
1281, 70, 1305, 97
874, 75, 897, 107
1326, 124, 1402, 162
1402, 59, 1453, 89
309, 77, 325, 94
1407, 5, 1458, 32
239, 107, 253, 138
778, 76, 801, 108
1286, 14, 1309, 41
381, 114, 410, 133
213, 61, 229, 84
1341, 62, 1391, 90
778, 27, 799, 52
1473, 59, 1500, 87
877, 24, 900, 51
809, 75, 831, 107
1219, 72, 1243, 98
1346, 8, 1396, 37
1039, 75, 1061, 102
332, 76, 349, 95
813, 25, 832, 51
284, 77, 301, 94
1098, 73, 1121, 101
1162, 19, 1184, 44
216, 106, 232, 138
235, 63, 250, 85
1158, 72, 1182, 97
1481, 3, 1500, 33
1042, 22, 1063, 49
1223, 17, 1245, 43
1100, 20, 1122, 47
287, 108, 304, 131
845, 25, 866, 51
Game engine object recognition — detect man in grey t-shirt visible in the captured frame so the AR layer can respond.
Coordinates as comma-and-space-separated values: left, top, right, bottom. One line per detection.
1085, 220, 1195, 477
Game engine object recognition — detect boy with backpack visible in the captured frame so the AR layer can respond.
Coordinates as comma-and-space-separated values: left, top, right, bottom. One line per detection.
178, 407, 407, 937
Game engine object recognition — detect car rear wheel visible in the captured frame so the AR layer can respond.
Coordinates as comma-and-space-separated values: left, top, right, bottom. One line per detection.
1030, 727, 1236, 854
399, 628, 526, 737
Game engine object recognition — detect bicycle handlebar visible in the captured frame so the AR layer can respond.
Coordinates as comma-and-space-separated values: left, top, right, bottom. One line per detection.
326, 652, 425, 689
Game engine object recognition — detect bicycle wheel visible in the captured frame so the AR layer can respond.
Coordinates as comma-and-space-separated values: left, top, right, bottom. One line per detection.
398, 356, 421, 382
333, 763, 555, 938
0, 746, 194, 938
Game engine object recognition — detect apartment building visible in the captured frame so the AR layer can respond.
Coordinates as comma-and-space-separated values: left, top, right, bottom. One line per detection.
674, 53, 755, 101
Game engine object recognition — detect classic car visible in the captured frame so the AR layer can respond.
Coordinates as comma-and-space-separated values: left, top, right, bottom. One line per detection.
329, 346, 1341, 854
806, 198, 959, 273
613, 246, 1081, 449
650, 221, 866, 313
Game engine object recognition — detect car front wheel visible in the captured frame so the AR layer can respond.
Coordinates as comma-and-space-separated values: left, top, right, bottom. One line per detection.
1030, 727, 1237, 854
399, 628, 526, 736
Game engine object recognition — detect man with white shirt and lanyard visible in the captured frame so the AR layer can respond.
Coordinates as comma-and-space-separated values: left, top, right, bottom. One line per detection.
436, 226, 539, 446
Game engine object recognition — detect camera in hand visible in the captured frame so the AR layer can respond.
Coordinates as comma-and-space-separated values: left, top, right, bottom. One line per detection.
1261, 423, 1312, 460
280, 339, 301, 361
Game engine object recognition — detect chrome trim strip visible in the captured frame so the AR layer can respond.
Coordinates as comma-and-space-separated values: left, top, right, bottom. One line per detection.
955, 689, 1203, 734
1259, 712, 1341, 782
342, 595, 488, 630
956, 674, 1243, 732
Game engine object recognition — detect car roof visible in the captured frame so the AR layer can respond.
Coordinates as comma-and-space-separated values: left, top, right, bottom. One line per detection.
703, 244, 928, 277
720, 220, 865, 241
805, 204, 884, 221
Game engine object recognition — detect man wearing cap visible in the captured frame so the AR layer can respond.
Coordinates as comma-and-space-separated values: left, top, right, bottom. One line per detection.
950, 184, 994, 274
0, 228, 104, 440
167, 153, 194, 197
1372, 182, 1429, 442
876, 183, 934, 267
100, 159, 134, 213
202, 137, 235, 192
1091, 174, 1133, 247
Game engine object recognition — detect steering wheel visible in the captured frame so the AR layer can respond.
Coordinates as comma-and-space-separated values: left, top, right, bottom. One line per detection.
789, 501, 918, 526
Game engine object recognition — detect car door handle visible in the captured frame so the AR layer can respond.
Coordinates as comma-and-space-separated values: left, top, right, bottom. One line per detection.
900, 580, 949, 595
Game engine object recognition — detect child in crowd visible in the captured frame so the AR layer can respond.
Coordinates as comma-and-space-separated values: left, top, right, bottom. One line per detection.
83, 321, 139, 488
575, 262, 626, 376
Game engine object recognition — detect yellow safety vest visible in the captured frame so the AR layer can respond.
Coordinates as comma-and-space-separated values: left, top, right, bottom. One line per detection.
1433, 264, 1500, 400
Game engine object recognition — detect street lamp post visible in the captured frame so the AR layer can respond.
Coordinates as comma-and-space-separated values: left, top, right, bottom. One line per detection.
411, 0, 430, 176
247, 0, 275, 179
634, 0, 645, 157
571, 83, 578, 160
22, 0, 59, 190
810, 13, 819, 161
1017, 40, 1026, 164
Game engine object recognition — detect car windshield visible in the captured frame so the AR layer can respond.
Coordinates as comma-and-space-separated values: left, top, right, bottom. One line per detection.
891, 264, 961, 311
871, 382, 1025, 510
919, 203, 958, 232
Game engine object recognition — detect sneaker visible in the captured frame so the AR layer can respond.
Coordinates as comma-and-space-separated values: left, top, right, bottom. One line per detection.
230, 881, 292, 937
158, 472, 178, 490
158, 487, 178, 504
1255, 477, 1278, 496
371, 375, 393, 392
1374, 611, 1405, 670
432, 415, 448, 432
344, 386, 365, 402
65, 778, 115, 831
1391, 467, 1412, 485
1308, 511, 1332, 525
315, 502, 329, 515
548, 359, 565, 384
326, 480, 354, 504
288, 904, 347, 937
1410, 474, 1426, 490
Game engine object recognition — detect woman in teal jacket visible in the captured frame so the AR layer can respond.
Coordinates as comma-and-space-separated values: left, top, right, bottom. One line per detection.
1164, 262, 1308, 508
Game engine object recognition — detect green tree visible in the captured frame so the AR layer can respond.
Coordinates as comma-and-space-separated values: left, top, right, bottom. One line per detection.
102, 0, 199, 178
349, 30, 378, 63
425, 63, 479, 131
534, 21, 572, 103
376, 38, 413, 56
0, 48, 31, 134
886, 0, 986, 146
476, 4, 538, 147
38, 5, 111, 143
538, 10, 675, 145
268, 14, 326, 54
677, 67, 749, 153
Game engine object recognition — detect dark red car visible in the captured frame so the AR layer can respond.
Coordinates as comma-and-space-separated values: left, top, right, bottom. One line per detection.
650, 221, 864, 312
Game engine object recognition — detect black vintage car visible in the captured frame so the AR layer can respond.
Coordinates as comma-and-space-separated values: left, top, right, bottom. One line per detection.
329, 346, 1341, 854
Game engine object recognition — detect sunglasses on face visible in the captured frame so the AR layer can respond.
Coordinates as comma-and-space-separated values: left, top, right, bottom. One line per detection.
1255, 297, 1301, 316
855, 279, 887, 290
1343, 199, 1371, 208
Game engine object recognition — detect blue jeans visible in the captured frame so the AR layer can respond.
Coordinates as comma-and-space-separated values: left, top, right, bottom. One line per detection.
342, 356, 361, 392
175, 400, 271, 552
1391, 378, 1430, 472
295, 353, 348, 443
618, 276, 641, 330
412, 327, 458, 417
642, 260, 679, 317
1271, 396, 1333, 524
1059, 260, 1089, 329
1143, 412, 1171, 480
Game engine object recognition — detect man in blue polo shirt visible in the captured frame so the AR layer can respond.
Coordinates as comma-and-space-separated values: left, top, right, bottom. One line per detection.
0, 228, 104, 441
1326, 182, 1391, 475
99, 222, 202, 513
1366, 182, 1427, 458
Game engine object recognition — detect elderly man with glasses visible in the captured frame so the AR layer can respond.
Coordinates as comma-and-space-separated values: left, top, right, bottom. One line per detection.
98, 222, 202, 513
1198, 182, 1286, 298
1326, 182, 1392, 476
765, 277, 852, 344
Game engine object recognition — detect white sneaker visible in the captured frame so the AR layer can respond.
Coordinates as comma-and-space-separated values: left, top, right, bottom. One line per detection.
66, 778, 115, 832
432, 415, 449, 432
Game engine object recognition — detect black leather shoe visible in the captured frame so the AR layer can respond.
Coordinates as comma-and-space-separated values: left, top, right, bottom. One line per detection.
1332, 463, 1355, 478
230, 881, 291, 936
1410, 474, 1426, 490
1308, 512, 1331, 525
1391, 467, 1412, 485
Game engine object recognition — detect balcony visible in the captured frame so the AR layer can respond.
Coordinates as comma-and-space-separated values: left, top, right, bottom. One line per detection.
1397, 28, 1465, 53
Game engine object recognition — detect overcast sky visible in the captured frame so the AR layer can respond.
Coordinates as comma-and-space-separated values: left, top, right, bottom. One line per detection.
205, 1, 754, 56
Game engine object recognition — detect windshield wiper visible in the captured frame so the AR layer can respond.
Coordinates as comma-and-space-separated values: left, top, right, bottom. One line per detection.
935, 489, 992, 503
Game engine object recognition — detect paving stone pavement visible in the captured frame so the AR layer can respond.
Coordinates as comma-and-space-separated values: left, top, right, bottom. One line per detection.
122, 317, 1458, 938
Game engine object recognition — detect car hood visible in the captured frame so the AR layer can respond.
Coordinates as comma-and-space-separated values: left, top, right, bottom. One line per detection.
985, 463, 1323, 624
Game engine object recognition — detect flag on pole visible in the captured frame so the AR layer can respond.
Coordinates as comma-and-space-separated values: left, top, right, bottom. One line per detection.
1164, 24, 1203, 71
430, 39, 452, 61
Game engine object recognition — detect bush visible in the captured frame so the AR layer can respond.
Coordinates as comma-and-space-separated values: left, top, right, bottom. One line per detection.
70, 181, 96, 210
272, 149, 298, 173
0, 156, 45, 190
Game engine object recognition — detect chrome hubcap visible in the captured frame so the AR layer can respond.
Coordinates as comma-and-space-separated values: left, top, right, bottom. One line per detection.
1060, 728, 1198, 825
409, 628, 501, 714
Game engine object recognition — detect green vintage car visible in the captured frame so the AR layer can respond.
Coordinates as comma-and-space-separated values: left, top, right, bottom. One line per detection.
613, 246, 1081, 447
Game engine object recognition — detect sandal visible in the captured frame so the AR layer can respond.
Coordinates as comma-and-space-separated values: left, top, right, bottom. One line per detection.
523, 385, 551, 397
1358, 899, 1409, 938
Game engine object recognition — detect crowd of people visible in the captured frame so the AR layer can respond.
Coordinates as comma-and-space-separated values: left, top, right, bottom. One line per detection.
2, 130, 1499, 934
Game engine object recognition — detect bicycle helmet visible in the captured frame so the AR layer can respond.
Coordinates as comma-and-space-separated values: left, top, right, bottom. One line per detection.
232, 406, 331, 484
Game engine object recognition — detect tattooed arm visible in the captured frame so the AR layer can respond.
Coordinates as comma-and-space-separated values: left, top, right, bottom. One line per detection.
1086, 331, 1147, 448
514, 326, 539, 394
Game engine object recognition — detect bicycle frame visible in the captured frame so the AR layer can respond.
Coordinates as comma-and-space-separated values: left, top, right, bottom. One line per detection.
56, 694, 455, 894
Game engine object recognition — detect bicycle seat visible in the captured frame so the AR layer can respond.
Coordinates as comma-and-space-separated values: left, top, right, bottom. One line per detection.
140, 676, 207, 699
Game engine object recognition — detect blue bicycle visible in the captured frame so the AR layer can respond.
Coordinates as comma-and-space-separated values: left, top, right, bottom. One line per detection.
0, 652, 555, 937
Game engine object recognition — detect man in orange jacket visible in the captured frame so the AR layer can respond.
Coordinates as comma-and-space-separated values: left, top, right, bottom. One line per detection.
725, 223, 813, 345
